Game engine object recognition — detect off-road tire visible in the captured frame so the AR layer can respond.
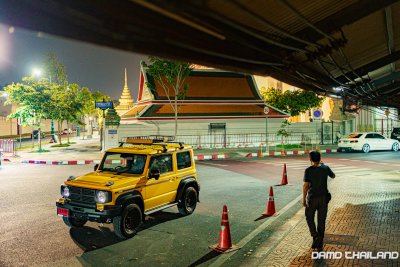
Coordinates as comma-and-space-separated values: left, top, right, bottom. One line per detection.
392, 143, 399, 151
62, 216, 87, 228
113, 203, 143, 239
178, 187, 197, 216
362, 144, 370, 153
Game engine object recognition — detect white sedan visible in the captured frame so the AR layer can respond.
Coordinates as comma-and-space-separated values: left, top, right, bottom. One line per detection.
338, 132, 400, 153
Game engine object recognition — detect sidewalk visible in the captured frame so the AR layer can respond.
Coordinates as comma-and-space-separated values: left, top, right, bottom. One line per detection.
236, 166, 400, 266
3, 136, 340, 164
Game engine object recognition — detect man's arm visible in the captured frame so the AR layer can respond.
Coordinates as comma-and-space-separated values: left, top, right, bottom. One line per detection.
328, 166, 335, 178
303, 182, 310, 207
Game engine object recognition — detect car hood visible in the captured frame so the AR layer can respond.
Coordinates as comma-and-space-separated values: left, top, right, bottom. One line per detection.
65, 171, 145, 189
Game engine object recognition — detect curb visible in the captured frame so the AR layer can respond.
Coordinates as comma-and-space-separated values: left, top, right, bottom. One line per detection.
21, 160, 101, 165
19, 154, 231, 165
194, 154, 230, 160
245, 149, 338, 157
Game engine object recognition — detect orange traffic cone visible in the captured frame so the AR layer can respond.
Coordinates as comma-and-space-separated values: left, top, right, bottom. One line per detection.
209, 205, 239, 253
281, 163, 288, 185
263, 186, 277, 216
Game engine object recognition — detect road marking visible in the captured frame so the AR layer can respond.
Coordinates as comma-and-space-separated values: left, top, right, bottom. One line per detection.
334, 168, 370, 174
200, 162, 228, 167
209, 194, 303, 267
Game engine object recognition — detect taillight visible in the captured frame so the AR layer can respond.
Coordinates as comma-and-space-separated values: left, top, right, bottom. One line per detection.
350, 140, 358, 143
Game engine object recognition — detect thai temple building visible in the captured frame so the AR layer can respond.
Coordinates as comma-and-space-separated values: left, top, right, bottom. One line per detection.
108, 66, 291, 149
115, 68, 134, 116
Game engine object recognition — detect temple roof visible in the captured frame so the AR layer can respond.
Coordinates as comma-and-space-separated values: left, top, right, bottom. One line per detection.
122, 68, 289, 121
139, 70, 262, 101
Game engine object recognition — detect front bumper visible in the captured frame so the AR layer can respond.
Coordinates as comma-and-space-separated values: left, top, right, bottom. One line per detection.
56, 200, 121, 223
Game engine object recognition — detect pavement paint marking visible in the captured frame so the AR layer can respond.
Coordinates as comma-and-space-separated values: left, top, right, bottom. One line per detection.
200, 162, 229, 167
209, 194, 303, 267
334, 168, 371, 174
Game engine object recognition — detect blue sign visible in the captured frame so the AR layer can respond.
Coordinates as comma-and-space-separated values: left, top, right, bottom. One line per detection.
108, 129, 118, 134
95, 102, 113, 110
313, 109, 323, 119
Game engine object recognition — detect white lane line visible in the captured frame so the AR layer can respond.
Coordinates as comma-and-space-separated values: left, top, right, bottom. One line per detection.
209, 194, 303, 267
200, 162, 229, 167
333, 166, 361, 170
376, 162, 389, 165
334, 169, 372, 177
334, 168, 371, 174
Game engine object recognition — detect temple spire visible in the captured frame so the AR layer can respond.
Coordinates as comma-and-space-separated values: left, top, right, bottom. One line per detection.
124, 68, 127, 87
116, 67, 134, 115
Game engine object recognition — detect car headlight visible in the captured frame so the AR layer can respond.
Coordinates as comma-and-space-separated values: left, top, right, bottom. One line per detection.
96, 190, 108, 204
61, 186, 70, 198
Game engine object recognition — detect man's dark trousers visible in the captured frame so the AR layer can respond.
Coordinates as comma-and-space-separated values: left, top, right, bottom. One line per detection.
305, 196, 328, 247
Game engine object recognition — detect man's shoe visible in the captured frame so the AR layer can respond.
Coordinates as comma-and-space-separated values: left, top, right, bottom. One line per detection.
311, 235, 318, 249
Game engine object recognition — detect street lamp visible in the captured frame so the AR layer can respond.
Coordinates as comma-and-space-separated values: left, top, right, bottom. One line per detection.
32, 68, 42, 78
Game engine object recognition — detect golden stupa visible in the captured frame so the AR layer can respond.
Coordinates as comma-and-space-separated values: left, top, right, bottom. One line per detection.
115, 68, 134, 115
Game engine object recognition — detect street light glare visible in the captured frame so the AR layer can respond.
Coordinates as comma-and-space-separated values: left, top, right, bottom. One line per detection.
32, 68, 42, 77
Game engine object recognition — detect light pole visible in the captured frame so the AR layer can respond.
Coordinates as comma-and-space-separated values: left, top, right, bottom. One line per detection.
264, 106, 270, 154
385, 108, 390, 137
32, 68, 56, 143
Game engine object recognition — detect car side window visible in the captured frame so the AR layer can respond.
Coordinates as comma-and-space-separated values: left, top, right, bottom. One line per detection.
149, 154, 173, 174
365, 134, 374, 138
177, 151, 192, 170
374, 134, 385, 139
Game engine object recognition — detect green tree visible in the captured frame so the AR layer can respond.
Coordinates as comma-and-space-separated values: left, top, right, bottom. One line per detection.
277, 119, 291, 147
260, 87, 324, 117
4, 77, 53, 151
142, 57, 193, 137
44, 53, 67, 84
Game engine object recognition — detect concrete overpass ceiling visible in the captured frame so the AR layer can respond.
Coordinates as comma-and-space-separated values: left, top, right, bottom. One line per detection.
0, 0, 400, 109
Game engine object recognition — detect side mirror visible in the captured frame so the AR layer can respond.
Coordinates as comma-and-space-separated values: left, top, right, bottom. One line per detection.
94, 164, 99, 171
149, 169, 160, 180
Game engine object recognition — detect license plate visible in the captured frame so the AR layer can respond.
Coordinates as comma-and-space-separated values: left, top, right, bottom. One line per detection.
57, 207, 69, 217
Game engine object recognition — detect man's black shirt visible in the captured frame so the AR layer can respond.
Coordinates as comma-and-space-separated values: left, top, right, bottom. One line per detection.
303, 164, 335, 198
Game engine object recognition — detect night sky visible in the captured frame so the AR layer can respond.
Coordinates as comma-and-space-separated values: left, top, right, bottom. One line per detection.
0, 23, 146, 101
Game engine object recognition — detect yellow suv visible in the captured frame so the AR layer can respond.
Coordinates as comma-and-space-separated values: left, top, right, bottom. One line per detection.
56, 136, 200, 239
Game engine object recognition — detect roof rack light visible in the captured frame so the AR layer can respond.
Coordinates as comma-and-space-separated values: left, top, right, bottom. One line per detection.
120, 135, 176, 146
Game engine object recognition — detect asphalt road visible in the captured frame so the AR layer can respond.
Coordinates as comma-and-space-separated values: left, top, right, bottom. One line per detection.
0, 151, 399, 267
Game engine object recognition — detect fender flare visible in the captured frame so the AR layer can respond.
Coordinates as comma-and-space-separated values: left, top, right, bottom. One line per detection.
176, 177, 200, 203
115, 190, 145, 214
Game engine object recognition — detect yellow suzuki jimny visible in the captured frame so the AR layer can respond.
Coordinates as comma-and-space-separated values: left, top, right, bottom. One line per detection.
56, 136, 200, 239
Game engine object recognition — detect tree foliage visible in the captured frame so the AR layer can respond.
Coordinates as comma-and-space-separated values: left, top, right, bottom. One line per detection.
142, 57, 193, 136
260, 87, 324, 116
44, 53, 67, 84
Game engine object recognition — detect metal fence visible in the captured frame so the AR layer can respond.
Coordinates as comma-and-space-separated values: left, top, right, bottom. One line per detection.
176, 132, 325, 149
0, 139, 16, 154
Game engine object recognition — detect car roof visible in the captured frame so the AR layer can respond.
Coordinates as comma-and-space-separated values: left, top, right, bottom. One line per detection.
107, 144, 193, 155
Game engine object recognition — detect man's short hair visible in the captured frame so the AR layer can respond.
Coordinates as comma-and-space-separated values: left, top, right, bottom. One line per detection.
310, 151, 321, 162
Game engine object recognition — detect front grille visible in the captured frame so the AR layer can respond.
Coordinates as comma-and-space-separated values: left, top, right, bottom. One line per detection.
69, 186, 96, 204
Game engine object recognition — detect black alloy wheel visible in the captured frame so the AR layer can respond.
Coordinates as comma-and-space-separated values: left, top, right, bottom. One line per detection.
113, 203, 143, 239
178, 187, 197, 216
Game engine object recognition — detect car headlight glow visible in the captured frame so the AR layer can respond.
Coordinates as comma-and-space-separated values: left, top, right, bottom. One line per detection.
62, 186, 70, 198
96, 191, 107, 204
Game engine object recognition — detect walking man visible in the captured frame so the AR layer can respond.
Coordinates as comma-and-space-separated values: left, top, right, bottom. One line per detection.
303, 151, 335, 251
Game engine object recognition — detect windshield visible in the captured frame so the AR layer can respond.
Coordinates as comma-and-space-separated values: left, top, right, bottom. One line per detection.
346, 133, 363, 138
99, 153, 147, 174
